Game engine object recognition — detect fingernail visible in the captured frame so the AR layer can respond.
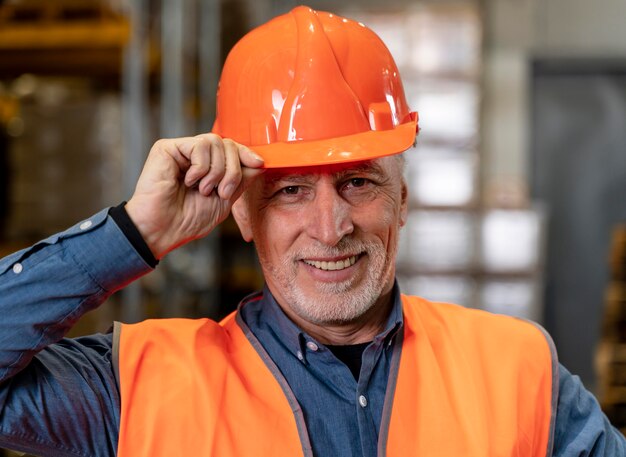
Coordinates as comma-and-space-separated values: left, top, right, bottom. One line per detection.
250, 150, 264, 163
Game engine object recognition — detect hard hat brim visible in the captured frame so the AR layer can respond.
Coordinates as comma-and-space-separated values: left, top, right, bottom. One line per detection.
250, 112, 418, 168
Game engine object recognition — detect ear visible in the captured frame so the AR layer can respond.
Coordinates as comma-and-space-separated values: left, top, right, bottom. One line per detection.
399, 179, 408, 227
231, 198, 254, 242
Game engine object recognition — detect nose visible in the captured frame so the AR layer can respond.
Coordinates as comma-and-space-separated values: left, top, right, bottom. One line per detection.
306, 181, 354, 246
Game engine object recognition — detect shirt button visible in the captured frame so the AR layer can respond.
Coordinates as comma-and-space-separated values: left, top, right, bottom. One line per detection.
296, 350, 304, 361
306, 341, 319, 352
358, 395, 368, 408
12, 263, 23, 274
79, 220, 93, 230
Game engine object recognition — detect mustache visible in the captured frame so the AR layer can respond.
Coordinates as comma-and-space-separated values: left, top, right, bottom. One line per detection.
293, 238, 380, 260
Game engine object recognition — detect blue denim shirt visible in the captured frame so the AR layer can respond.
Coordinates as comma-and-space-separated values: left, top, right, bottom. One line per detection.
0, 210, 624, 456
239, 286, 402, 457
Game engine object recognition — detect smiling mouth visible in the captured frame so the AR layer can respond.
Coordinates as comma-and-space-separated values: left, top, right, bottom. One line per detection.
303, 255, 359, 271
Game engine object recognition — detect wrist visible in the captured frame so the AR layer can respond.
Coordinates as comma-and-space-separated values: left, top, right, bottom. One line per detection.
124, 199, 169, 260
109, 203, 159, 268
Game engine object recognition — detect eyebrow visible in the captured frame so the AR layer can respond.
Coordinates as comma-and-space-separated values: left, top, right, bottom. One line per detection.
335, 162, 386, 179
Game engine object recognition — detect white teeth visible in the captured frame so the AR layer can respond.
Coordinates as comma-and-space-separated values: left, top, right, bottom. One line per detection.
304, 255, 358, 271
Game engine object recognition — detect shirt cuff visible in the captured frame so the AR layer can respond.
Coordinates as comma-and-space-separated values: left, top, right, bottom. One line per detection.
109, 202, 158, 268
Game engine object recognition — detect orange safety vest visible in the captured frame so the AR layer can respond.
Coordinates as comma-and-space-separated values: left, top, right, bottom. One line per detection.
114, 295, 557, 456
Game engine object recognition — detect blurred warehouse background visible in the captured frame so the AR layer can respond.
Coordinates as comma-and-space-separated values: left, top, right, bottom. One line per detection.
0, 0, 626, 452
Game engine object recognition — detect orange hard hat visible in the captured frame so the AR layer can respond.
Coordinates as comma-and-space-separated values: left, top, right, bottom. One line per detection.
212, 5, 418, 168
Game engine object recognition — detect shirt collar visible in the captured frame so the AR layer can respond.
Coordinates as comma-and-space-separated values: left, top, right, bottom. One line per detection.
250, 281, 404, 362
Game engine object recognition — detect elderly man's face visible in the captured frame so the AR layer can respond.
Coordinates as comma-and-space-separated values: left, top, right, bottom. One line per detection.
233, 156, 408, 326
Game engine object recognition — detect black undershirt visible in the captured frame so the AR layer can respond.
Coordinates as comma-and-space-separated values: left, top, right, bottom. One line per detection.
326, 342, 370, 381
109, 202, 158, 268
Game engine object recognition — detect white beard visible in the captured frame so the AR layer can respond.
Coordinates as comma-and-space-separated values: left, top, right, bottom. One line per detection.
258, 236, 397, 325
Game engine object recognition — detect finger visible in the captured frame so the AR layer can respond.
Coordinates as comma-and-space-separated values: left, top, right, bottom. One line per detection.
148, 138, 193, 177
229, 166, 265, 203
238, 145, 265, 169
183, 138, 213, 187
196, 138, 226, 196
218, 139, 243, 200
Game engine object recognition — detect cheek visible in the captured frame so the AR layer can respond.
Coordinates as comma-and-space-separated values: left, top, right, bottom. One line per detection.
354, 192, 404, 250
352, 205, 396, 248
365, 191, 402, 228
251, 209, 304, 256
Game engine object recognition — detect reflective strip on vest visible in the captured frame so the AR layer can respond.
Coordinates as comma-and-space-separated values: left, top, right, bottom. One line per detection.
115, 294, 557, 457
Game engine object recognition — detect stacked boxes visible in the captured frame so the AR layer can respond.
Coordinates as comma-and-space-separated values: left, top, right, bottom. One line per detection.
6, 78, 123, 241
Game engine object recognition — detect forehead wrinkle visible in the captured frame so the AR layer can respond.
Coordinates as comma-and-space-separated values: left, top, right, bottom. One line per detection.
265, 159, 387, 185
265, 172, 317, 186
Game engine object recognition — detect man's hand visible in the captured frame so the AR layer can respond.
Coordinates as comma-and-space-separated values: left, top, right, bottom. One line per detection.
125, 134, 264, 259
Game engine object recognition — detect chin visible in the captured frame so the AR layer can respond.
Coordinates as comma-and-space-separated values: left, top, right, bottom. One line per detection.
287, 282, 381, 325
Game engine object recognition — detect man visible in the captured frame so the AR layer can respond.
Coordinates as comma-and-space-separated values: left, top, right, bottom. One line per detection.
0, 6, 624, 457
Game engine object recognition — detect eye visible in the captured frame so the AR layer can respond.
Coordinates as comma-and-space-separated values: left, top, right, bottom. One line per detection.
281, 185, 300, 195
343, 177, 370, 190
340, 176, 378, 203
271, 183, 311, 202
349, 178, 366, 188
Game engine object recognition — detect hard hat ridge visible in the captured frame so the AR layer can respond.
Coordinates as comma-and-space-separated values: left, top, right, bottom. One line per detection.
212, 5, 419, 168
279, 6, 370, 142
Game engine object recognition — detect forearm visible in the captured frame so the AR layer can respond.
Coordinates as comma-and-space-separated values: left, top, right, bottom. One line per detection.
0, 208, 153, 383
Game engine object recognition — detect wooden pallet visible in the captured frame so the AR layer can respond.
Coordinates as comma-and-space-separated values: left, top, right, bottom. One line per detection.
0, 0, 129, 50
0, 0, 124, 23
0, 0, 131, 78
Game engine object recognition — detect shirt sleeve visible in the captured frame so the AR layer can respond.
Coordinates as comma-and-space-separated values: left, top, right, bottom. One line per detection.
553, 363, 626, 456
0, 208, 154, 456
